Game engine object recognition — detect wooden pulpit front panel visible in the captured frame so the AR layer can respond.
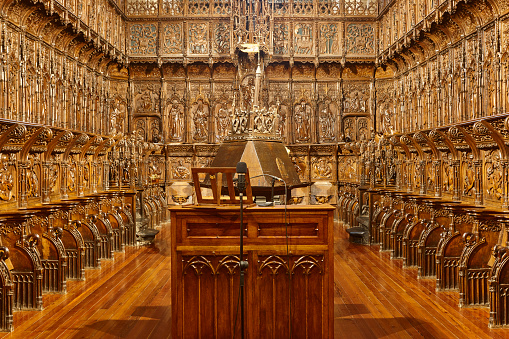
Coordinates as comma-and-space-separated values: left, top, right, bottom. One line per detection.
170, 205, 334, 339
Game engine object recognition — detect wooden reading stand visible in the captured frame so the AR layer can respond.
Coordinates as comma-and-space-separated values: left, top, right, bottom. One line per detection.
191, 167, 253, 205
170, 167, 334, 338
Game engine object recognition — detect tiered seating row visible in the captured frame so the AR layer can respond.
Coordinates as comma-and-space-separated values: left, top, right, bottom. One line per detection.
0, 188, 167, 332
338, 185, 509, 328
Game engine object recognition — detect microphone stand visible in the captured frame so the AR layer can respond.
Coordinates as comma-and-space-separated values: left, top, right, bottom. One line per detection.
239, 188, 245, 339
237, 181, 248, 339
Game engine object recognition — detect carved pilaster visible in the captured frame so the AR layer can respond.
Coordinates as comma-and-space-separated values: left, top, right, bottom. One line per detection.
502, 160, 509, 210
91, 161, 98, 194
103, 160, 109, 191
41, 161, 51, 203
451, 159, 461, 201
77, 160, 84, 197
60, 161, 69, 199
419, 160, 426, 195
406, 159, 413, 193
433, 160, 441, 197
474, 159, 483, 205
18, 160, 29, 208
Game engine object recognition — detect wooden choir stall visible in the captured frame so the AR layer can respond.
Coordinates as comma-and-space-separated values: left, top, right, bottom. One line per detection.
170, 167, 334, 338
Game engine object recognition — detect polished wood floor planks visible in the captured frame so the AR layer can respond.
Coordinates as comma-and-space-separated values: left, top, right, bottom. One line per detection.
0, 221, 509, 338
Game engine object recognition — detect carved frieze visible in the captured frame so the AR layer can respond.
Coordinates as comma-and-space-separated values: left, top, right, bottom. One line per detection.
129, 23, 157, 56
189, 23, 209, 55
346, 24, 375, 55
319, 23, 340, 55
294, 23, 313, 55
161, 23, 183, 55
311, 156, 333, 180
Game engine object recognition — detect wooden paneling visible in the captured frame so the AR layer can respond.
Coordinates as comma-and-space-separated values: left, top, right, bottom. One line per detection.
170, 205, 335, 339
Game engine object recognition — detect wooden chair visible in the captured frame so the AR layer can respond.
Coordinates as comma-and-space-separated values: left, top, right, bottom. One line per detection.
0, 213, 43, 311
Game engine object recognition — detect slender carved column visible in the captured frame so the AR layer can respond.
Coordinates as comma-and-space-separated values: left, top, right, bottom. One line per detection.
77, 160, 84, 197
103, 159, 110, 191
420, 160, 426, 195
91, 161, 98, 194
474, 159, 483, 205
60, 161, 69, 199
395, 159, 402, 190
18, 160, 29, 208
434, 160, 441, 197
41, 161, 51, 203
477, 28, 483, 118
502, 160, 509, 210
406, 159, 413, 193
452, 159, 461, 201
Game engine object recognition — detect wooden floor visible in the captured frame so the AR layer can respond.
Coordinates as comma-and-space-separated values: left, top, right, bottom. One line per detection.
0, 221, 509, 338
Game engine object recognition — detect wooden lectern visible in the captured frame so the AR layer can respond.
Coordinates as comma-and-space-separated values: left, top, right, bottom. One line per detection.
170, 168, 334, 338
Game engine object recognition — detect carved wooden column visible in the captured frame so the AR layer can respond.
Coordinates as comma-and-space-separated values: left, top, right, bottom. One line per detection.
406, 159, 413, 193
496, 23, 502, 115
437, 55, 442, 127
452, 159, 461, 201
460, 47, 467, 121
60, 161, 69, 199
434, 159, 441, 197
477, 28, 483, 118
502, 160, 509, 210
91, 160, 98, 194
395, 159, 402, 190
127, 78, 134, 133
77, 160, 84, 197
474, 159, 483, 205
41, 160, 51, 203
20, 29, 27, 122
447, 48, 453, 125
18, 160, 29, 208
419, 160, 426, 195
103, 158, 110, 191
0, 20, 7, 119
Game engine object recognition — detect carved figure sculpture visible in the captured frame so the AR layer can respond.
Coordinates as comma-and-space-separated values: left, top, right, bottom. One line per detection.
173, 159, 189, 179
169, 101, 184, 141
193, 100, 208, 141
381, 108, 394, 135
294, 100, 310, 142
216, 104, 231, 140
319, 101, 335, 141
0, 155, 13, 201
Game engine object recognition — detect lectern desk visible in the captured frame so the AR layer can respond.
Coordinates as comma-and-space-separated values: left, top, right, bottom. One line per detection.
170, 204, 334, 338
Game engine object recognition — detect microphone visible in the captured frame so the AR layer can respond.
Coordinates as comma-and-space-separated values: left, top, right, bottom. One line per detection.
236, 162, 247, 193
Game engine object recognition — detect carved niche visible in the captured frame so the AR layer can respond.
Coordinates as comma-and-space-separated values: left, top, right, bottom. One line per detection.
0, 154, 15, 202
134, 83, 160, 115
190, 86, 210, 142
318, 98, 337, 143
462, 152, 476, 198
294, 100, 312, 143
343, 82, 369, 114
484, 149, 502, 202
